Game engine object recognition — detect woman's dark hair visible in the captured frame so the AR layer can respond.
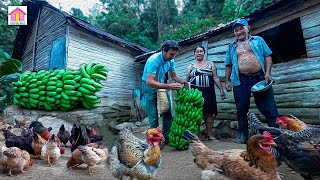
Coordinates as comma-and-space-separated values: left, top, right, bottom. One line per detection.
193, 45, 206, 54
161, 40, 180, 52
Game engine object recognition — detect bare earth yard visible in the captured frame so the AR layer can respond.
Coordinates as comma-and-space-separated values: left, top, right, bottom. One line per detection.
0, 131, 303, 180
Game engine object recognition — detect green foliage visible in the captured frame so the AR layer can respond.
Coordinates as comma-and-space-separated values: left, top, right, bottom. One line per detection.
70, 8, 89, 22
221, 0, 237, 23
0, 0, 22, 54
161, 18, 216, 41
0, 49, 21, 77
0, 48, 21, 112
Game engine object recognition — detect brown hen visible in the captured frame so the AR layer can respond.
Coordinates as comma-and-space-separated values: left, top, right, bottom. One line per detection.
32, 132, 47, 159
277, 115, 307, 132
1, 146, 33, 176
183, 130, 280, 180
66, 143, 99, 168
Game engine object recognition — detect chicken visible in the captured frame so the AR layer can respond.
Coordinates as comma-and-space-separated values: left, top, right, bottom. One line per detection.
249, 112, 320, 179
86, 125, 103, 145
3, 129, 34, 155
57, 124, 70, 146
41, 134, 61, 165
29, 121, 52, 141
277, 115, 308, 131
77, 145, 108, 174
32, 132, 47, 159
1, 146, 33, 176
13, 116, 28, 128
183, 130, 280, 180
66, 143, 99, 168
273, 133, 320, 180
109, 127, 163, 180
0, 121, 10, 131
69, 124, 90, 152
21, 126, 33, 137
0, 145, 8, 169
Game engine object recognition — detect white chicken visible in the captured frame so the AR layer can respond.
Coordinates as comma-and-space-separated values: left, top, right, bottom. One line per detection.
41, 134, 60, 165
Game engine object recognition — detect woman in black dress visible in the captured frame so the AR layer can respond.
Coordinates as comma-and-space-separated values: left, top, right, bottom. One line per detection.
186, 46, 226, 140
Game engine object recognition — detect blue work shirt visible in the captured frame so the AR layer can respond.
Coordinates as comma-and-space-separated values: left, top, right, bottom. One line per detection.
225, 35, 272, 86
142, 52, 175, 83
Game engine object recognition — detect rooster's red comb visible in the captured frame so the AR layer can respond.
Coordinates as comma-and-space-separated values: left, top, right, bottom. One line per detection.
263, 131, 272, 139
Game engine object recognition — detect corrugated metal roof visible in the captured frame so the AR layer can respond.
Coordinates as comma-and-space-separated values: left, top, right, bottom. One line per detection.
12, 0, 150, 60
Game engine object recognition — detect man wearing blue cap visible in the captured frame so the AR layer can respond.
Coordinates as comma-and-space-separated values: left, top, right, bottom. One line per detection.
224, 18, 279, 144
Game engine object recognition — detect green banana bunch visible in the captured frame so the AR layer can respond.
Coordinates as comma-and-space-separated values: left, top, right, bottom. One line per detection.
12, 63, 108, 111
168, 87, 204, 150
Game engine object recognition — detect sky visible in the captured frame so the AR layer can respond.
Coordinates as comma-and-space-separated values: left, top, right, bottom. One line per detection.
47, 0, 103, 16
47, 0, 184, 16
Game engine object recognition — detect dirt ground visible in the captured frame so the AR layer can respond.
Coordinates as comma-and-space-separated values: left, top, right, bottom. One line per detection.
0, 131, 303, 180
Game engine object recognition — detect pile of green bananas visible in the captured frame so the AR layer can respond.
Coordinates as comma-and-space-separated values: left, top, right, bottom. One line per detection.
168, 88, 204, 150
12, 63, 108, 111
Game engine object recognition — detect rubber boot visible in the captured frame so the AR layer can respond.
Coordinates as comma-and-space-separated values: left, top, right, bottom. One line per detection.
235, 118, 248, 144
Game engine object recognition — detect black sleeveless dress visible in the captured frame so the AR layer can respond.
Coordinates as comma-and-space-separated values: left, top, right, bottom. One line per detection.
189, 62, 218, 116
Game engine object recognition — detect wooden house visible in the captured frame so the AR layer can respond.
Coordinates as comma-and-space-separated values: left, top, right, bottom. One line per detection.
136, 0, 320, 124
12, 0, 149, 106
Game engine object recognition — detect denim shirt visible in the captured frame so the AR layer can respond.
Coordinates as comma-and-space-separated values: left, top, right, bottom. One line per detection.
225, 35, 272, 86
142, 52, 175, 83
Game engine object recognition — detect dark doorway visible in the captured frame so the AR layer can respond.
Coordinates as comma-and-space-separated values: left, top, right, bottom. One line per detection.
257, 18, 307, 64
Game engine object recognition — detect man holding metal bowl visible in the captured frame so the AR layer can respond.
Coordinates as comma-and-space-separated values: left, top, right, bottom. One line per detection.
224, 18, 279, 144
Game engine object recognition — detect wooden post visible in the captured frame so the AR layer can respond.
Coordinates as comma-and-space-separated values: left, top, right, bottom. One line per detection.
202, 40, 208, 61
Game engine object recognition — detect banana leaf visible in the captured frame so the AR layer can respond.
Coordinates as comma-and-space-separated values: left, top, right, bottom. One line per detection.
0, 59, 22, 76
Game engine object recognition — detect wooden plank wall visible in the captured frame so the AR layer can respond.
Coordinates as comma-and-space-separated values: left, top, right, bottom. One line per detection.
34, 8, 66, 70
67, 26, 144, 102
21, 8, 66, 71
173, 1, 320, 124
21, 16, 38, 71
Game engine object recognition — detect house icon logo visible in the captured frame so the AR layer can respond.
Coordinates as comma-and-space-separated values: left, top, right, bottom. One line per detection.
8, 6, 27, 25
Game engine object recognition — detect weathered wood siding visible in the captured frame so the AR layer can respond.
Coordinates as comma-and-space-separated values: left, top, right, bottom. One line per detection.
174, 0, 320, 124
67, 26, 144, 102
21, 8, 66, 71
21, 16, 38, 71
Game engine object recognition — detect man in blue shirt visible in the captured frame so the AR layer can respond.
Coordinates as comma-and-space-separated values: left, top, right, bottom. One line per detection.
225, 19, 279, 144
142, 40, 185, 145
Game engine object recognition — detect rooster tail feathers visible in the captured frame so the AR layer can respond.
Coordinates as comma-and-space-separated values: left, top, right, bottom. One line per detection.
183, 130, 199, 142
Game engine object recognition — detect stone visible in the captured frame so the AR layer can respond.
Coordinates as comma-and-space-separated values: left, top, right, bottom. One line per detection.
213, 120, 221, 128
37, 116, 73, 135
115, 122, 137, 132
230, 121, 238, 129
141, 117, 149, 126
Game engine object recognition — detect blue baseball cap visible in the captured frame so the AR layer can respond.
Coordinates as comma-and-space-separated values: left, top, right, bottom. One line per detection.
232, 18, 249, 29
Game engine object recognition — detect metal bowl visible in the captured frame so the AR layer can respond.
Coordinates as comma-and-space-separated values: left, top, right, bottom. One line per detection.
251, 80, 275, 93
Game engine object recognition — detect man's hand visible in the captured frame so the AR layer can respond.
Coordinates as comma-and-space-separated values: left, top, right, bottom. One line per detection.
220, 92, 226, 100
265, 73, 272, 82
225, 81, 232, 92
168, 83, 182, 90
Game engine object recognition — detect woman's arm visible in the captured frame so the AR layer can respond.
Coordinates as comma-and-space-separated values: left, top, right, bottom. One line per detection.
186, 64, 192, 82
211, 62, 226, 99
